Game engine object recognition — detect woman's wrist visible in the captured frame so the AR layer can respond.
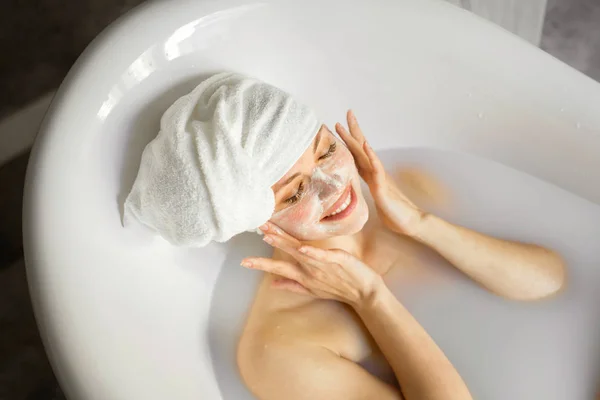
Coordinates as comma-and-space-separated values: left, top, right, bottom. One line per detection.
409, 212, 449, 247
352, 276, 391, 313
400, 207, 429, 239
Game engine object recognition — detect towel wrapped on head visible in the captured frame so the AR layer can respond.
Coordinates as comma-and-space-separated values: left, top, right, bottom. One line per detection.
124, 72, 321, 247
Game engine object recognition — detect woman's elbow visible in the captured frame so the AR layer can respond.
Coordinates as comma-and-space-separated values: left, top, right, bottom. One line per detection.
515, 250, 567, 301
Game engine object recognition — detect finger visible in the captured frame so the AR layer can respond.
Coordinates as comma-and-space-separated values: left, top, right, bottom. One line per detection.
263, 233, 316, 265
335, 122, 360, 151
347, 110, 365, 143
271, 278, 312, 295
335, 122, 354, 143
363, 141, 386, 186
335, 123, 371, 174
242, 257, 303, 282
263, 231, 300, 253
299, 246, 352, 265
263, 222, 302, 247
262, 225, 327, 269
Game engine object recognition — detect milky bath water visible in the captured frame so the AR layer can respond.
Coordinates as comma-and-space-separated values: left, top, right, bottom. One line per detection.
208, 147, 600, 400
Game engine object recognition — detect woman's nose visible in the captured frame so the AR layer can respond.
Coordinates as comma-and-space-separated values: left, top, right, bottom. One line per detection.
317, 181, 338, 200
311, 169, 343, 200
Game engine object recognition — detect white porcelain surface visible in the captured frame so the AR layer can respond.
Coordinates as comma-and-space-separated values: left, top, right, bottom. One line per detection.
23, 0, 600, 399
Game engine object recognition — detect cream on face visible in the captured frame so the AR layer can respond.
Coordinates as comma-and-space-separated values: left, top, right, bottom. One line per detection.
270, 136, 368, 240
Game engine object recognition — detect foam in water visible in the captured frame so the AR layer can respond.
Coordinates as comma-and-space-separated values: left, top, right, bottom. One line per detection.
208, 147, 600, 400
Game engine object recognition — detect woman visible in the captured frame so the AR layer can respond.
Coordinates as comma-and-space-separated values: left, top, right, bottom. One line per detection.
124, 72, 565, 400
237, 111, 566, 400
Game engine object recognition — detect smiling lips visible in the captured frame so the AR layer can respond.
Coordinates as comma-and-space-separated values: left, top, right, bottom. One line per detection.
321, 184, 357, 222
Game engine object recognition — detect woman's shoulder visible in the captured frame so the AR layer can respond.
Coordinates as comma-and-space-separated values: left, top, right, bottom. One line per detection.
237, 290, 321, 387
239, 281, 372, 366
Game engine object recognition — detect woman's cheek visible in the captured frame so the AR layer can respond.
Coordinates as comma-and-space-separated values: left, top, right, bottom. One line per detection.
271, 201, 322, 238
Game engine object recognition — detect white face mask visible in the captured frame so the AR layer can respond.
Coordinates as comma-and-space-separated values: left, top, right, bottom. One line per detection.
270, 138, 368, 240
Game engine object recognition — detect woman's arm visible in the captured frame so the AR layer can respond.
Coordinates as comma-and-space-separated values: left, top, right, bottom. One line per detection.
239, 338, 404, 400
409, 213, 565, 300
355, 280, 472, 400
336, 110, 566, 301
242, 223, 473, 400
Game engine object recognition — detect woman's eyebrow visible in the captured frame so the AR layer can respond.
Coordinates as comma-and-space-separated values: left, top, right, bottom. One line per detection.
275, 172, 301, 195
282, 173, 300, 187
275, 130, 322, 196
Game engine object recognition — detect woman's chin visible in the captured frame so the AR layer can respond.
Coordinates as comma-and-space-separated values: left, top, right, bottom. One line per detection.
324, 195, 369, 238
345, 196, 369, 235
288, 211, 368, 242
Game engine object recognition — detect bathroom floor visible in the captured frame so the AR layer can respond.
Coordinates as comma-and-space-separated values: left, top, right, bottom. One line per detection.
0, 0, 599, 398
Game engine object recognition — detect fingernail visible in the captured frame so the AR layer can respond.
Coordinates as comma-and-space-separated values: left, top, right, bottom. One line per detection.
241, 261, 252, 268
263, 236, 273, 244
259, 223, 269, 232
299, 247, 308, 254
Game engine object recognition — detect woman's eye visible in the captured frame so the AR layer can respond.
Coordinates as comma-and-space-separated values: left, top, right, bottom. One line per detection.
285, 182, 305, 204
319, 142, 337, 160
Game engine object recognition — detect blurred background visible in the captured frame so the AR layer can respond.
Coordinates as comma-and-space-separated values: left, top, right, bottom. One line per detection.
0, 0, 599, 398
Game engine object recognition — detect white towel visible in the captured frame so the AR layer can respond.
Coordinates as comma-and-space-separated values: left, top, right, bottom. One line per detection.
124, 72, 321, 247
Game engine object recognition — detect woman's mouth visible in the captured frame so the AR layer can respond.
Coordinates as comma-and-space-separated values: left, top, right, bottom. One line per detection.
321, 184, 357, 222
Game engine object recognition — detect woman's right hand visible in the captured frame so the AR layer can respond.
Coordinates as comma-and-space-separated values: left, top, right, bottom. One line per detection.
241, 222, 383, 308
335, 110, 424, 237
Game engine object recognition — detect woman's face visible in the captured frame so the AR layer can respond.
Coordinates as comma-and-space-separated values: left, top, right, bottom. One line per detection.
270, 125, 369, 241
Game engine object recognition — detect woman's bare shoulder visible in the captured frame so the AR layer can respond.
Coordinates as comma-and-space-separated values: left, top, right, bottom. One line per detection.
237, 280, 322, 387
238, 274, 330, 352
237, 294, 400, 400
238, 276, 373, 377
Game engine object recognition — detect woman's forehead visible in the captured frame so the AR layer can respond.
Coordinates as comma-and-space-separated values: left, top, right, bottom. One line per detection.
272, 125, 330, 189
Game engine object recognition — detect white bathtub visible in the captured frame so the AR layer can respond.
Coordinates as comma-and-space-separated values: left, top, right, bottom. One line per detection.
23, 0, 600, 399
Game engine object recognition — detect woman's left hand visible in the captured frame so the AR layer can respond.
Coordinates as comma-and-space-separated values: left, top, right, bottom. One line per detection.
241, 222, 383, 307
335, 110, 423, 237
